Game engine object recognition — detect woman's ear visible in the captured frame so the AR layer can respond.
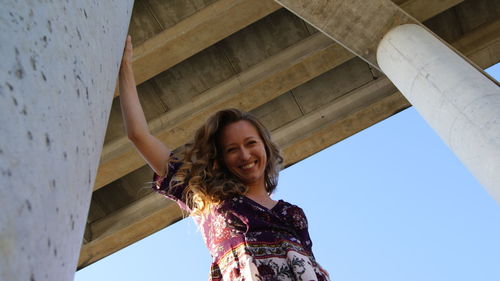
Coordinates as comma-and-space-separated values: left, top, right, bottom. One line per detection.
213, 161, 219, 170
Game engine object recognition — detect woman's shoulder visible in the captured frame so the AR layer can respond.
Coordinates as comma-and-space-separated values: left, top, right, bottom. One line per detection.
275, 199, 309, 230
278, 199, 301, 208
275, 199, 305, 215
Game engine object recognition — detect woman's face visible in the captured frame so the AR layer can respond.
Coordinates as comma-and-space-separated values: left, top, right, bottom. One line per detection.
219, 120, 267, 188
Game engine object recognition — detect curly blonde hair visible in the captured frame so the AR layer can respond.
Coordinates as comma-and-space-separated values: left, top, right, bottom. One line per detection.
172, 108, 283, 214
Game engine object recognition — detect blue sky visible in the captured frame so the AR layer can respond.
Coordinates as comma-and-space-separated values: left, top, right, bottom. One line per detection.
76, 63, 500, 281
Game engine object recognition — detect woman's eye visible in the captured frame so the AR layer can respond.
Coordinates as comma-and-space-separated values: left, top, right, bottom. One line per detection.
248, 140, 257, 145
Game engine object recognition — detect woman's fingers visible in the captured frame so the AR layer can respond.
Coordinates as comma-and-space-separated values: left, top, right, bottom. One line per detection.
125, 35, 132, 53
122, 35, 133, 66
126, 35, 132, 49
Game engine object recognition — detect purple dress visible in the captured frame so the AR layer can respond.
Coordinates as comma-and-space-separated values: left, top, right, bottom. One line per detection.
152, 155, 331, 281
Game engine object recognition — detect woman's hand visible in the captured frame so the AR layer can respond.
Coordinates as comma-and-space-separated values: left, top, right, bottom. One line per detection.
120, 35, 133, 73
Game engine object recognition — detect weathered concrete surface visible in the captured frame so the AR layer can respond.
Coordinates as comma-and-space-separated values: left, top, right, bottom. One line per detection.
377, 24, 500, 202
273, 0, 417, 70
0, 1, 133, 281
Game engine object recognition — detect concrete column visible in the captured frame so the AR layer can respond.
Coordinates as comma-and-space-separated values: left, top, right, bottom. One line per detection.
377, 24, 500, 202
0, 1, 133, 281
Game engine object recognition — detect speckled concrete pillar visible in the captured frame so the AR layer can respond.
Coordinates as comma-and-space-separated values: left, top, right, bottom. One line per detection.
0, 1, 133, 280
377, 24, 500, 203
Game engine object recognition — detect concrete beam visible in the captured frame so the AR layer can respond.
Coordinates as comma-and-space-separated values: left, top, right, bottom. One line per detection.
276, 79, 408, 165
453, 18, 500, 69
78, 193, 184, 269
399, 0, 464, 22
274, 0, 495, 79
273, 0, 418, 69
122, 0, 280, 91
114, 0, 463, 96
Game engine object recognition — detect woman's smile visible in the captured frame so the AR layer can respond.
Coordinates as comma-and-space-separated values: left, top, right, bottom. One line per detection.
241, 161, 256, 170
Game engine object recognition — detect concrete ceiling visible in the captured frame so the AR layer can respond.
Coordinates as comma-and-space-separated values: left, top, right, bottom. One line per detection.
78, 0, 500, 269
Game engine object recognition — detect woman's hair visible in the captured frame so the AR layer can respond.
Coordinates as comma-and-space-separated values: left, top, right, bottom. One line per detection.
173, 108, 283, 215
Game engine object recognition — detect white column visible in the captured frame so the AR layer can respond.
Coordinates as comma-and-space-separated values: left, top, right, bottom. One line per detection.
0, 1, 133, 281
377, 24, 500, 202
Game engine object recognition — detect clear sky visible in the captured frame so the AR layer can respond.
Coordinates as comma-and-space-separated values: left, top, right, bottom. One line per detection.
76, 64, 500, 281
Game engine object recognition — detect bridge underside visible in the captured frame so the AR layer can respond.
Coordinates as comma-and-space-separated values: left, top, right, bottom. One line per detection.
79, 0, 500, 269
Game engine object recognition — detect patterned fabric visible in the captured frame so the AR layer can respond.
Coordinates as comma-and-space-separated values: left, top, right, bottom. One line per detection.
153, 155, 330, 281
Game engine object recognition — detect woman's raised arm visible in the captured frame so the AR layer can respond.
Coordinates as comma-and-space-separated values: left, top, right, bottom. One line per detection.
119, 35, 171, 177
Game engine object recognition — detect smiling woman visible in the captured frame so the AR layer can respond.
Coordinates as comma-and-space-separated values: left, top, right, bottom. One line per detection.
221, 120, 280, 210
168, 109, 283, 215
119, 35, 330, 280
150, 109, 330, 281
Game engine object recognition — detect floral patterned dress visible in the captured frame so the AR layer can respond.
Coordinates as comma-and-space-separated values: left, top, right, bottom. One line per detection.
152, 155, 331, 281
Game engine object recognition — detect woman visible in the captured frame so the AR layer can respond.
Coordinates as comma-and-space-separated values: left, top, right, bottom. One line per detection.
120, 35, 330, 281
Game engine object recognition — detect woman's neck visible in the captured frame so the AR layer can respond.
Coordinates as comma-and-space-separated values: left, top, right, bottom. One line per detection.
245, 184, 278, 210
245, 187, 269, 199
245, 180, 274, 202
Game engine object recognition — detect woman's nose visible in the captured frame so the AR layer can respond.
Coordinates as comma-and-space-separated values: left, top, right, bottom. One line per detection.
239, 148, 251, 160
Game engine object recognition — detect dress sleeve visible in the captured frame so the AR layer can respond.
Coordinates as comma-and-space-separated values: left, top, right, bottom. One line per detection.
151, 152, 190, 212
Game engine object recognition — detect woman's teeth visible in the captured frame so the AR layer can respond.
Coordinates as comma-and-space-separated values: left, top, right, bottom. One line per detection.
241, 162, 255, 169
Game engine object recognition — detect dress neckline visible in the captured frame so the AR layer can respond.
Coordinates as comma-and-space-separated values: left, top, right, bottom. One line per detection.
243, 195, 282, 211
